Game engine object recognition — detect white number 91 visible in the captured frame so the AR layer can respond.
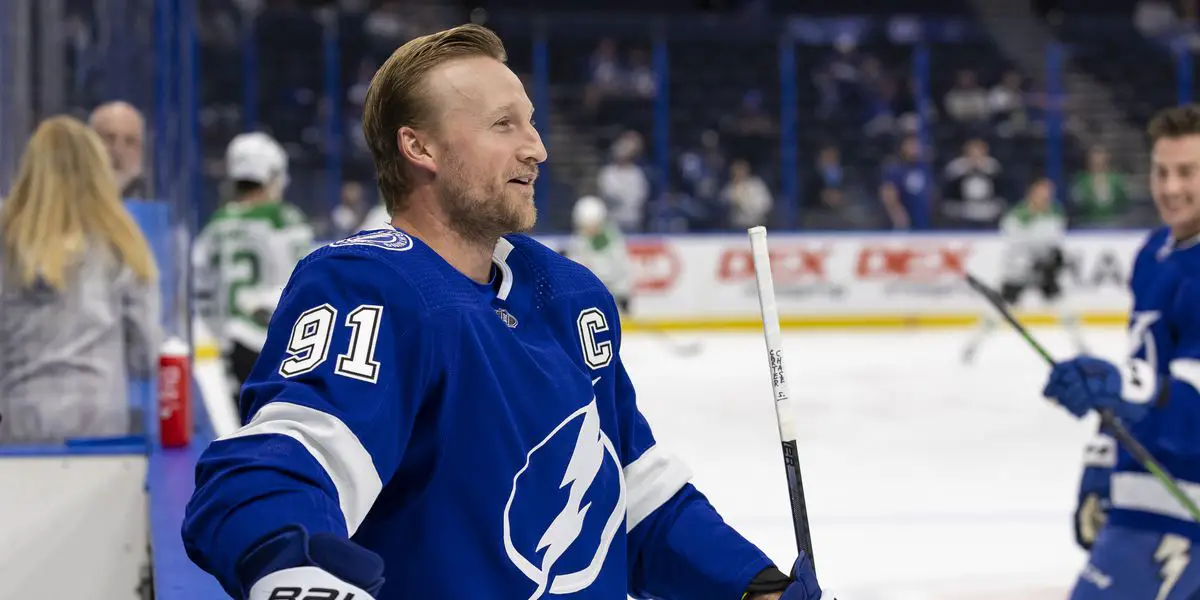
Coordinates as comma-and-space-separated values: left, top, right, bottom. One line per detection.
278, 303, 383, 384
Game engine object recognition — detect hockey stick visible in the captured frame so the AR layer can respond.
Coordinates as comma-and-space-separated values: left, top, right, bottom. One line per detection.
748, 226, 817, 566
964, 273, 1200, 522
644, 327, 704, 357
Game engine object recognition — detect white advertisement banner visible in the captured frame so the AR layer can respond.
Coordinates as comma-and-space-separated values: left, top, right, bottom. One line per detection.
541, 231, 1146, 327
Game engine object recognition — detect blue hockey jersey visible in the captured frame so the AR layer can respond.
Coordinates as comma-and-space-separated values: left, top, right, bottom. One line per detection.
182, 228, 774, 599
1107, 227, 1200, 539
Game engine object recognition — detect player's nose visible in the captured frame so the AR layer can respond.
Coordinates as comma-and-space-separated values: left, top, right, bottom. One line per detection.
520, 125, 547, 165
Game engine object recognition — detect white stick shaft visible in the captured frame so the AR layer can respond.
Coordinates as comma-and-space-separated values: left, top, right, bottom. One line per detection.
747, 225, 816, 562
748, 226, 797, 444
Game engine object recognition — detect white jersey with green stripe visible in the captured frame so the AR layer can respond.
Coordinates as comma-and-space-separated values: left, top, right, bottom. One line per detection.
999, 201, 1067, 284
194, 200, 313, 352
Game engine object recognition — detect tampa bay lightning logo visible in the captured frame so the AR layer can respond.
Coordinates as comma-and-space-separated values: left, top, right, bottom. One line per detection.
503, 397, 626, 600
329, 228, 413, 252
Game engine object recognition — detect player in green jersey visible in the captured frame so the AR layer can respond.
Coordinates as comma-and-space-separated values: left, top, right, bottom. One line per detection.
194, 132, 313, 397
962, 176, 1086, 362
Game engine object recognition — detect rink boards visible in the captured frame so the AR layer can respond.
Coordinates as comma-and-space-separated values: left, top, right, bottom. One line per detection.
540, 230, 1144, 329
0, 226, 1143, 599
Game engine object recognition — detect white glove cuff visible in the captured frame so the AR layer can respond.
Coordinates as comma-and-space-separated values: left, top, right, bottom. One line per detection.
1083, 434, 1117, 468
1120, 358, 1158, 405
248, 566, 376, 600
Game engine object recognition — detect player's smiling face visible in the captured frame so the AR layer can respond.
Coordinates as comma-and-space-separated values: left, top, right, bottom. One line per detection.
423, 55, 547, 241
1151, 135, 1200, 238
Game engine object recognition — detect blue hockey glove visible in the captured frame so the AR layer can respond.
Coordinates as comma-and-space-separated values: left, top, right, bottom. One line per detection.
1042, 356, 1155, 423
1074, 434, 1114, 550
743, 552, 828, 599
238, 525, 384, 600
779, 553, 828, 600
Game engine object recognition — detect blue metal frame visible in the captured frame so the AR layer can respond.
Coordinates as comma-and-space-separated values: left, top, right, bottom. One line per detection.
323, 18, 343, 218
532, 25, 550, 219
778, 35, 798, 227
1046, 43, 1066, 205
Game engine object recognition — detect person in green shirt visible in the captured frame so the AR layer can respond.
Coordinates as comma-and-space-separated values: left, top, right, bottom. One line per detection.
1071, 146, 1129, 224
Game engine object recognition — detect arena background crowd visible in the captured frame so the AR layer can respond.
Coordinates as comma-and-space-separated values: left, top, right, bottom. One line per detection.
4, 0, 1195, 239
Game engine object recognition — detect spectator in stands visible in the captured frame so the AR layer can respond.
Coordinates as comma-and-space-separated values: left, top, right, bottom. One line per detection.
863, 75, 902, 138
331, 181, 368, 239
721, 159, 773, 229
0, 116, 160, 444
584, 38, 625, 115
720, 89, 776, 169
1071, 145, 1130, 225
989, 69, 1029, 138
804, 144, 873, 229
1135, 0, 1181, 37
624, 48, 657, 99
944, 69, 991, 133
88, 101, 147, 199
940, 137, 1005, 229
880, 135, 931, 230
597, 131, 650, 231
819, 34, 864, 120
647, 190, 705, 233
677, 129, 726, 210
364, 1, 414, 53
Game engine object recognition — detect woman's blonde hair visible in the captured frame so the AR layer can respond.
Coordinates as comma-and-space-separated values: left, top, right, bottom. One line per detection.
1, 115, 157, 290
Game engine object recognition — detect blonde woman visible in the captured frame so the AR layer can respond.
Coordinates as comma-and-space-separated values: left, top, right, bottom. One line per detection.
0, 115, 161, 443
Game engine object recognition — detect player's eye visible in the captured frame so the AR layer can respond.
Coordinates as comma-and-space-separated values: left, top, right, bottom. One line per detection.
494, 118, 512, 129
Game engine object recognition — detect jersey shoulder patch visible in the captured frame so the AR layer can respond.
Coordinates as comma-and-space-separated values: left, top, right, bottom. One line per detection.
329, 228, 414, 253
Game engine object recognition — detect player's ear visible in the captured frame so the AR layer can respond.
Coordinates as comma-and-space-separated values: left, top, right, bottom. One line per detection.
397, 126, 437, 174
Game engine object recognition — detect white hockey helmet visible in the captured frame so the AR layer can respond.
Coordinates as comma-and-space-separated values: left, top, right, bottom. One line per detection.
572, 195, 607, 229
225, 132, 289, 193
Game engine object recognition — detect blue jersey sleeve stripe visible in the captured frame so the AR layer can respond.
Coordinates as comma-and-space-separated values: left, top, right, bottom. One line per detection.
1111, 472, 1200, 522
624, 445, 693, 531
1170, 358, 1200, 394
223, 401, 383, 536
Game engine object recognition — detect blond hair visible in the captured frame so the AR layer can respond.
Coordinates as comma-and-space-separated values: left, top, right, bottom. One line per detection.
362, 24, 507, 214
1, 115, 157, 291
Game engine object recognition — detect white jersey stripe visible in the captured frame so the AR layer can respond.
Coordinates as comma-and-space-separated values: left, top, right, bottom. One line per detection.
221, 401, 383, 536
624, 445, 693, 531
1170, 358, 1200, 395
1112, 472, 1200, 523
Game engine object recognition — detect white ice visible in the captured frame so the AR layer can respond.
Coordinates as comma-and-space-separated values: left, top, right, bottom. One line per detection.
620, 326, 1127, 600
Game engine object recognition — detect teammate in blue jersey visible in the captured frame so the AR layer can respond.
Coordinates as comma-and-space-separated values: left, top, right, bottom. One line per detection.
182, 24, 832, 600
1042, 104, 1200, 600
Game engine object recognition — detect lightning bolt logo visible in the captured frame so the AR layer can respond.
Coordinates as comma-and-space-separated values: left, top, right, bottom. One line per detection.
502, 380, 626, 599
1156, 534, 1191, 600
528, 402, 606, 599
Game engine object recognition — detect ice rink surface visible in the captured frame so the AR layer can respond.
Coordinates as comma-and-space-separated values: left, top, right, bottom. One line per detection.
618, 326, 1128, 600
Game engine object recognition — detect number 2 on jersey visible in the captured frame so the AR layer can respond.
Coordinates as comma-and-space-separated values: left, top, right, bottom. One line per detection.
279, 303, 384, 383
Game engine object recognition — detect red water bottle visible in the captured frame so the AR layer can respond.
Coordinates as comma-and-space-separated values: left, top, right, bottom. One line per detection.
158, 337, 192, 448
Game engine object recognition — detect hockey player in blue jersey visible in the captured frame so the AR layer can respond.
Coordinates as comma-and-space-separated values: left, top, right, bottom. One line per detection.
182, 24, 831, 600
1042, 104, 1200, 599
